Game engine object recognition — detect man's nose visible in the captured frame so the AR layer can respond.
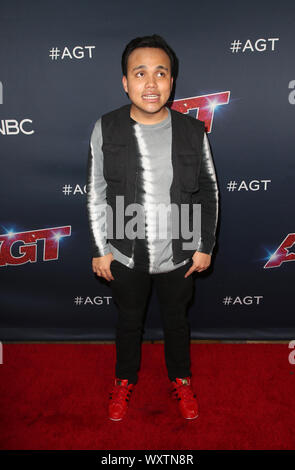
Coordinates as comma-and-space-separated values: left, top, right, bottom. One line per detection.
145, 74, 157, 87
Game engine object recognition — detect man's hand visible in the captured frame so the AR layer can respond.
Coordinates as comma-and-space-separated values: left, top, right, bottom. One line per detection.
92, 253, 115, 281
184, 251, 211, 278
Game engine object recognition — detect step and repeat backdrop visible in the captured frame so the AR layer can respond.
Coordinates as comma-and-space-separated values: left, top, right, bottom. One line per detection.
0, 0, 294, 340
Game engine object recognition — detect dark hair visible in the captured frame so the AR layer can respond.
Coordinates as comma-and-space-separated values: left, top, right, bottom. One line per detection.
121, 34, 179, 80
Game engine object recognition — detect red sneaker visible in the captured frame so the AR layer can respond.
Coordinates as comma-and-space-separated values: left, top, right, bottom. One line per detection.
108, 378, 134, 421
170, 377, 199, 419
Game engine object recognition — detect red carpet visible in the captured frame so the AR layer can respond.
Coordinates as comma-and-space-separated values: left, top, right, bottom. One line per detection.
0, 343, 294, 450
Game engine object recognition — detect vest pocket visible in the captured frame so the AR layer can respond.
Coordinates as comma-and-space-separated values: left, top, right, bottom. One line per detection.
177, 153, 200, 192
102, 143, 126, 183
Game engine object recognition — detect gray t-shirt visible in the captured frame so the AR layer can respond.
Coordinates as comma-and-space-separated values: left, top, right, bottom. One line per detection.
88, 107, 191, 273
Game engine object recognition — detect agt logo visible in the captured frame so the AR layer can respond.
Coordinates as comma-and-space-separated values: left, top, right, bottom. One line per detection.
170, 91, 230, 133
49, 45, 96, 60
264, 233, 295, 268
0, 226, 71, 267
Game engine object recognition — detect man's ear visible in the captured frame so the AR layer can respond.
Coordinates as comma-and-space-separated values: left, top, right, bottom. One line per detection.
122, 75, 128, 93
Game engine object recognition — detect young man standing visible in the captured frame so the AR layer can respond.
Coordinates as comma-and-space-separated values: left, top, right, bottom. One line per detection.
87, 35, 219, 421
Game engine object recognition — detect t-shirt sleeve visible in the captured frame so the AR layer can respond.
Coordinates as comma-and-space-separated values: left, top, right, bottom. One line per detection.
86, 118, 112, 257
193, 131, 219, 255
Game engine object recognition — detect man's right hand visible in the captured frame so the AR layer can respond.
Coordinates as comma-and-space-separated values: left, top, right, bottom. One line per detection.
92, 253, 115, 281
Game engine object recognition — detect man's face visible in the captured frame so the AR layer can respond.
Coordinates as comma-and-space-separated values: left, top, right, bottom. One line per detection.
122, 47, 173, 123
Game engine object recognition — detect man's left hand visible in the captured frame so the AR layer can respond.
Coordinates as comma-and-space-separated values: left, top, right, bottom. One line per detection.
184, 251, 211, 277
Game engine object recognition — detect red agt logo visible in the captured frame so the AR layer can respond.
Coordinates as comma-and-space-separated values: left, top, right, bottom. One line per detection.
0, 226, 71, 266
171, 91, 230, 132
264, 234, 295, 268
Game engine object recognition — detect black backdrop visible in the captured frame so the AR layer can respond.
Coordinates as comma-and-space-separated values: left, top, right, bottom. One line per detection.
0, 0, 294, 340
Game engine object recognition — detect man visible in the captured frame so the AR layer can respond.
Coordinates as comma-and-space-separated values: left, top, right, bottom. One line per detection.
87, 34, 219, 421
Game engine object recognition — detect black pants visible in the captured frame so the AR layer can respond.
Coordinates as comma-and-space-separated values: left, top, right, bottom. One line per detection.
109, 258, 195, 384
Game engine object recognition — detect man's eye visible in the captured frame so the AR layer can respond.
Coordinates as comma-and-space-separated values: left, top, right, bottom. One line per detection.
136, 72, 144, 77
157, 72, 165, 77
